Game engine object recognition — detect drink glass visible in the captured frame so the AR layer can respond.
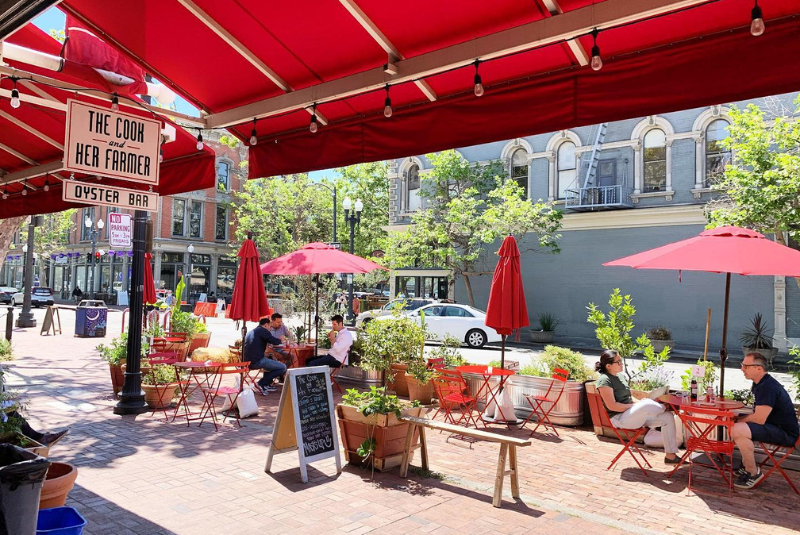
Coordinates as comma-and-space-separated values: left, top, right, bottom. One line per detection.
487, 366, 493, 374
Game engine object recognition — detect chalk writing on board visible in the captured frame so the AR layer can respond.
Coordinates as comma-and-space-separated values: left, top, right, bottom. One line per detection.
295, 373, 334, 457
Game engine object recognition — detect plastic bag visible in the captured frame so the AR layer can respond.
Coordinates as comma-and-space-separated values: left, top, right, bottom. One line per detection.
236, 389, 259, 418
644, 428, 663, 447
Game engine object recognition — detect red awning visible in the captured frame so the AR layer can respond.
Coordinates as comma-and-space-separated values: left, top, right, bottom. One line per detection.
55, 0, 800, 177
0, 24, 215, 219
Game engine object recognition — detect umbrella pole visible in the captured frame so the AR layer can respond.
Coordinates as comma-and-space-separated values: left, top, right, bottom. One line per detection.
719, 273, 731, 399
499, 335, 506, 393
703, 308, 711, 361
315, 274, 320, 358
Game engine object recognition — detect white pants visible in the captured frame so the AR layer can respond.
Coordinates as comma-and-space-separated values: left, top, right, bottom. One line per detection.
611, 398, 679, 454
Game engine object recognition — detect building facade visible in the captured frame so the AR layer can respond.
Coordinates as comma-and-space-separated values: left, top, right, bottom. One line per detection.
387, 93, 799, 352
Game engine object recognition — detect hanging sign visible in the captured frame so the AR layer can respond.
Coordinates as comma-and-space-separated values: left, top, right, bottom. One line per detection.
108, 212, 132, 248
265, 367, 341, 483
64, 99, 161, 185
62, 181, 158, 212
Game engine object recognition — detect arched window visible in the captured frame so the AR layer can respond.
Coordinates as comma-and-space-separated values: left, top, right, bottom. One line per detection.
643, 129, 667, 192
405, 163, 421, 212
509, 149, 529, 198
217, 161, 230, 190
557, 142, 577, 199
705, 119, 731, 186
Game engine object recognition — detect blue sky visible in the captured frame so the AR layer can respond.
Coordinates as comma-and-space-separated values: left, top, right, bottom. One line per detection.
30, 7, 340, 181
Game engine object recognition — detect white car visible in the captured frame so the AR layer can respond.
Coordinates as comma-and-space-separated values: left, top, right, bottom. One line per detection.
355, 298, 435, 327
12, 287, 55, 307
382, 303, 502, 348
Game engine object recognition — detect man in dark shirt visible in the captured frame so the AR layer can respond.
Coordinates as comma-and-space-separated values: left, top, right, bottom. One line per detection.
732, 352, 800, 489
244, 317, 286, 395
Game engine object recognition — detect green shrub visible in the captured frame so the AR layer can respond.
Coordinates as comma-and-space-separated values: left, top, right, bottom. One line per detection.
170, 310, 200, 339
646, 326, 672, 341
427, 335, 465, 367
142, 364, 179, 386
680, 359, 717, 392
519, 345, 594, 383
341, 386, 418, 417
0, 339, 13, 362
360, 313, 426, 373
537, 313, 559, 331
96, 333, 149, 366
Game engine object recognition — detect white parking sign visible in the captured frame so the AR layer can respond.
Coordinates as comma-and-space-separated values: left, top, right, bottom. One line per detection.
108, 213, 132, 248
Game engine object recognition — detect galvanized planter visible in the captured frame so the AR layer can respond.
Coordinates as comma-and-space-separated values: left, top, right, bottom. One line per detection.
507, 374, 586, 427
335, 365, 384, 389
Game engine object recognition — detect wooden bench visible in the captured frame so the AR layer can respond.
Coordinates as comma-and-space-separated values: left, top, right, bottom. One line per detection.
398, 416, 531, 508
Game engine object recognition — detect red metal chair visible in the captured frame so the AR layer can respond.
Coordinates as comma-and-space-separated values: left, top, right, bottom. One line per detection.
521, 367, 569, 436
426, 357, 445, 369
197, 362, 251, 431
585, 387, 651, 476
753, 428, 800, 494
669, 406, 736, 496
432, 369, 484, 428
146, 351, 183, 421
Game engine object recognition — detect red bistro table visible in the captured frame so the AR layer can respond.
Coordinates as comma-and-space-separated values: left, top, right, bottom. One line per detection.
172, 361, 223, 424
287, 344, 316, 368
455, 365, 519, 426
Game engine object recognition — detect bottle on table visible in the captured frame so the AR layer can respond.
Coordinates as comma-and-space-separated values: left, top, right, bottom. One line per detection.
690, 379, 698, 401
706, 385, 715, 402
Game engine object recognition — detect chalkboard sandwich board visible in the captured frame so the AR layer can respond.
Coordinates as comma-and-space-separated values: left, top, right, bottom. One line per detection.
265, 366, 341, 483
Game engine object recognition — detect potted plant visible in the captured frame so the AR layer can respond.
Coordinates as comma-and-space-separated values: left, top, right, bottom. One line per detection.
405, 359, 437, 405
646, 326, 674, 353
40, 461, 79, 509
512, 345, 595, 426
141, 364, 181, 409
740, 312, 778, 366
336, 387, 423, 471
291, 325, 307, 345
96, 333, 149, 395
168, 310, 201, 360
186, 321, 212, 357
360, 311, 426, 397
529, 313, 559, 344
0, 389, 48, 457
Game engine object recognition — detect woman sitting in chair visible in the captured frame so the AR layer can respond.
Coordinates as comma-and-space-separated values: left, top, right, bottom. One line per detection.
596, 350, 680, 464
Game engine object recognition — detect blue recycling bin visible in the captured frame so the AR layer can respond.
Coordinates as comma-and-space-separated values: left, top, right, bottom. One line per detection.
36, 507, 86, 535
74, 300, 107, 338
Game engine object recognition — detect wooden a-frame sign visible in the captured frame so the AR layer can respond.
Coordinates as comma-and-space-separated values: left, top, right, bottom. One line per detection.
265, 366, 342, 483
40, 306, 62, 336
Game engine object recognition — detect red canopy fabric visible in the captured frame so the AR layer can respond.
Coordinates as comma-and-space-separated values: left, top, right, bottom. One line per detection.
143, 252, 156, 305
603, 226, 800, 277
260, 242, 384, 275
228, 238, 271, 323
57, 1, 800, 177
485, 236, 529, 339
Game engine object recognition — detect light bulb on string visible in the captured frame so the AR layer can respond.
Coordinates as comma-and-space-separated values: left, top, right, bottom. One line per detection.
196, 131, 203, 151
591, 29, 603, 71
309, 103, 319, 133
473, 60, 484, 97
44, 177, 50, 192
250, 118, 258, 146
10, 79, 20, 109
751, 1, 765, 36
383, 85, 393, 118
21, 181, 27, 196
1, 190, 6, 200
111, 93, 119, 111
159, 149, 164, 163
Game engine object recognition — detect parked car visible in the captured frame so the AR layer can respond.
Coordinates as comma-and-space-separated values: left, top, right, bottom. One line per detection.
0, 287, 18, 305
406, 303, 503, 348
12, 287, 55, 307
356, 298, 435, 327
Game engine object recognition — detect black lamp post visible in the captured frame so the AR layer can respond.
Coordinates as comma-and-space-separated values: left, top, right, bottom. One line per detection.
84, 215, 104, 299
343, 197, 363, 323
16, 215, 41, 328
186, 243, 194, 305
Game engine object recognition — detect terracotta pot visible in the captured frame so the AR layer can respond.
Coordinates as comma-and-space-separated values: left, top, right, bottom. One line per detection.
405, 373, 434, 405
109, 363, 125, 395
388, 363, 409, 397
142, 383, 178, 409
187, 332, 212, 358
39, 462, 78, 509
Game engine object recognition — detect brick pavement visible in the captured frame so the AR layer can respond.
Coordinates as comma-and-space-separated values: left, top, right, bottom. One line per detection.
3, 308, 799, 534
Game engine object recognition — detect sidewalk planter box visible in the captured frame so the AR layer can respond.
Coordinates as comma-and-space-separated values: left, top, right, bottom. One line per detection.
187, 332, 212, 358
388, 363, 409, 398
1, 433, 49, 457
630, 385, 669, 401
509, 375, 585, 427
109, 363, 125, 396
529, 330, 554, 344
336, 405, 423, 472
335, 365, 384, 389
39, 462, 78, 510
405, 374, 435, 405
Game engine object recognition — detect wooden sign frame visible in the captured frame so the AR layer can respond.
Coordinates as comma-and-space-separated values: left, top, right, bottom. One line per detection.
40, 306, 62, 336
265, 366, 341, 483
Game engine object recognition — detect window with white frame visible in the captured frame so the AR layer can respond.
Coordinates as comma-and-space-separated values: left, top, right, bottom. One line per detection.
643, 129, 667, 192
172, 199, 186, 236
405, 163, 421, 212
217, 161, 230, 190
215, 205, 227, 241
557, 142, 577, 199
189, 200, 203, 238
510, 149, 528, 198
705, 119, 731, 186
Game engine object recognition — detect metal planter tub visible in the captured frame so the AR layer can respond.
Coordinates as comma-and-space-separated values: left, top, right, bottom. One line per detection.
508, 374, 586, 427
335, 365, 384, 389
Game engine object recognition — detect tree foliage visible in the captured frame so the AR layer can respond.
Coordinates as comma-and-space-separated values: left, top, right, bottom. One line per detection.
23, 211, 76, 286
381, 150, 562, 306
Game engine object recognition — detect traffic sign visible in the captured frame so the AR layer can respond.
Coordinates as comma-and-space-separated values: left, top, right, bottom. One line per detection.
108, 213, 132, 248
62, 181, 158, 212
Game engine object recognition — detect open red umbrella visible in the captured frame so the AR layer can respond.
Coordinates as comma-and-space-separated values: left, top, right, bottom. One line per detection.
604, 226, 800, 396
485, 236, 529, 371
143, 253, 156, 305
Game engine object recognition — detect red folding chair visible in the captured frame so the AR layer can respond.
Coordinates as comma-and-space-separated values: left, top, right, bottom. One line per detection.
586, 387, 651, 476
521, 367, 569, 436
669, 406, 736, 496
197, 362, 250, 431
753, 428, 800, 494
426, 357, 445, 369
145, 352, 183, 421
432, 369, 484, 428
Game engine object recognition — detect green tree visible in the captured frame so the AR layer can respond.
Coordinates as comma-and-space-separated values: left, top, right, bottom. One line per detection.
19, 211, 75, 287
382, 150, 562, 306
333, 162, 389, 259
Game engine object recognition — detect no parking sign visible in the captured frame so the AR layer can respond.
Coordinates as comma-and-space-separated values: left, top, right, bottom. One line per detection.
108, 213, 132, 248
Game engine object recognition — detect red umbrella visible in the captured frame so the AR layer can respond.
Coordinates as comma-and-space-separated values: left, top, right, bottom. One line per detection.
604, 226, 800, 396
485, 236, 529, 371
143, 253, 156, 305
229, 237, 271, 324
260, 242, 383, 275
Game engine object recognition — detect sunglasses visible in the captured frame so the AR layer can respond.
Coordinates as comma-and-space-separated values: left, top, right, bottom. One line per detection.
740, 363, 760, 369
612, 359, 623, 365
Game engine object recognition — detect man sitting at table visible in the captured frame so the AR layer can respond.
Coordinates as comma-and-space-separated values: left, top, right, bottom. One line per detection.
306, 315, 352, 369
732, 352, 799, 489
244, 317, 286, 395
267, 313, 294, 366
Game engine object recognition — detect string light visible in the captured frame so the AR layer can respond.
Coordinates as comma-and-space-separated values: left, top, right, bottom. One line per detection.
750, 0, 765, 36
1, 190, 5, 200
473, 60, 484, 97
309, 103, 319, 133
111, 93, 119, 111
10, 78, 20, 109
44, 176, 50, 192
383, 85, 393, 118
21, 180, 27, 196
249, 118, 258, 146
591, 28, 603, 71
159, 149, 164, 163
196, 131, 203, 151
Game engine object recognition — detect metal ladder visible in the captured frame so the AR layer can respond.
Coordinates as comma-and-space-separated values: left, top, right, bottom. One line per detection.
581, 122, 608, 189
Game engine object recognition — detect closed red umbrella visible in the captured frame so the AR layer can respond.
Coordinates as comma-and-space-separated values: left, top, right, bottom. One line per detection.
143, 253, 156, 305
604, 226, 800, 396
229, 237, 271, 324
485, 235, 529, 370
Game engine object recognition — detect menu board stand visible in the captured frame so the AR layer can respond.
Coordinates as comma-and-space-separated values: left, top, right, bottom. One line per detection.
265, 366, 342, 483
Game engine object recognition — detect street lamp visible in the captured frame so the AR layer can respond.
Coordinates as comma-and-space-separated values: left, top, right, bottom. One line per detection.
84, 216, 104, 299
16, 216, 42, 328
186, 243, 194, 305
343, 197, 363, 323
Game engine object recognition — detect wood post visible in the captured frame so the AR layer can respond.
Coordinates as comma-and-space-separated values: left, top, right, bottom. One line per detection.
492, 443, 509, 507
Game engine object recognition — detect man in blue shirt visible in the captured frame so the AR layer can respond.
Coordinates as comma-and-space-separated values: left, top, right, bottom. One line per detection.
244, 317, 286, 395
731, 352, 799, 489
